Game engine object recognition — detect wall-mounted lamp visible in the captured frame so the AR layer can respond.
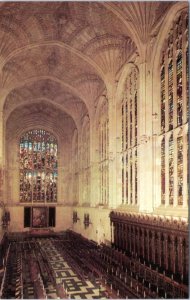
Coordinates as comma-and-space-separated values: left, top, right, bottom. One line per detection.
84, 213, 92, 229
0, 201, 10, 229
73, 211, 80, 224
140, 134, 150, 144
152, 112, 158, 121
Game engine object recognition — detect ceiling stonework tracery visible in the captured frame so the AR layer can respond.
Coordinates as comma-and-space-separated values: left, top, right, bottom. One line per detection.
0, 1, 176, 130
6, 101, 76, 141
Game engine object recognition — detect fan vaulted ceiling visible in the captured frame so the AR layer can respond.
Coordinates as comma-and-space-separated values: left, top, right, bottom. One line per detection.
0, 1, 175, 132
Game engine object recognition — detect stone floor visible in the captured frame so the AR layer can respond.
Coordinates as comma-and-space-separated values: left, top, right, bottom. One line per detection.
1, 237, 111, 299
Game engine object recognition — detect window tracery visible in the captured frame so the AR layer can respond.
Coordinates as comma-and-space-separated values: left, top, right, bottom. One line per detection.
169, 134, 174, 205
98, 101, 109, 205
121, 67, 138, 205
160, 10, 188, 207
161, 137, 165, 205
20, 129, 57, 203
72, 130, 79, 204
177, 135, 183, 205
81, 119, 90, 204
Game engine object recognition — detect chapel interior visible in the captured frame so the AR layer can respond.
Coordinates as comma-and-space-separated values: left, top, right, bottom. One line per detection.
0, 1, 189, 299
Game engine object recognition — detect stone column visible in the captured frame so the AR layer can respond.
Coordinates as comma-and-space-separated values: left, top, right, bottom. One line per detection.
138, 61, 154, 212
89, 115, 100, 207
107, 80, 118, 208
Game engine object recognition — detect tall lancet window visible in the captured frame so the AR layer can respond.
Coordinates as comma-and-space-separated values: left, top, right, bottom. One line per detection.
161, 137, 165, 205
169, 134, 174, 205
177, 135, 183, 205
177, 51, 183, 126
161, 65, 165, 133
168, 60, 174, 130
81, 118, 90, 205
98, 100, 109, 205
160, 10, 188, 207
121, 66, 138, 205
72, 130, 79, 204
20, 129, 58, 203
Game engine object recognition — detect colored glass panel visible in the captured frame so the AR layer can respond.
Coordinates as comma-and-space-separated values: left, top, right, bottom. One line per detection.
125, 101, 128, 150
126, 153, 128, 204
161, 137, 165, 205
135, 148, 137, 204
130, 151, 133, 204
19, 129, 58, 203
168, 60, 173, 130
177, 52, 183, 126
161, 67, 165, 133
169, 134, 174, 205
177, 136, 183, 205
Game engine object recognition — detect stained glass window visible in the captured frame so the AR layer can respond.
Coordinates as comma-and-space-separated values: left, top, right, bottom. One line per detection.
177, 136, 183, 205
168, 60, 173, 130
99, 103, 109, 205
126, 153, 128, 204
160, 9, 189, 205
160, 10, 188, 207
135, 92, 137, 146
135, 149, 137, 204
161, 137, 165, 205
177, 52, 183, 126
125, 101, 128, 149
130, 151, 133, 204
122, 155, 124, 204
122, 104, 124, 151
169, 134, 174, 205
130, 98, 133, 146
121, 68, 138, 205
161, 67, 165, 133
20, 129, 58, 203
72, 131, 79, 204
